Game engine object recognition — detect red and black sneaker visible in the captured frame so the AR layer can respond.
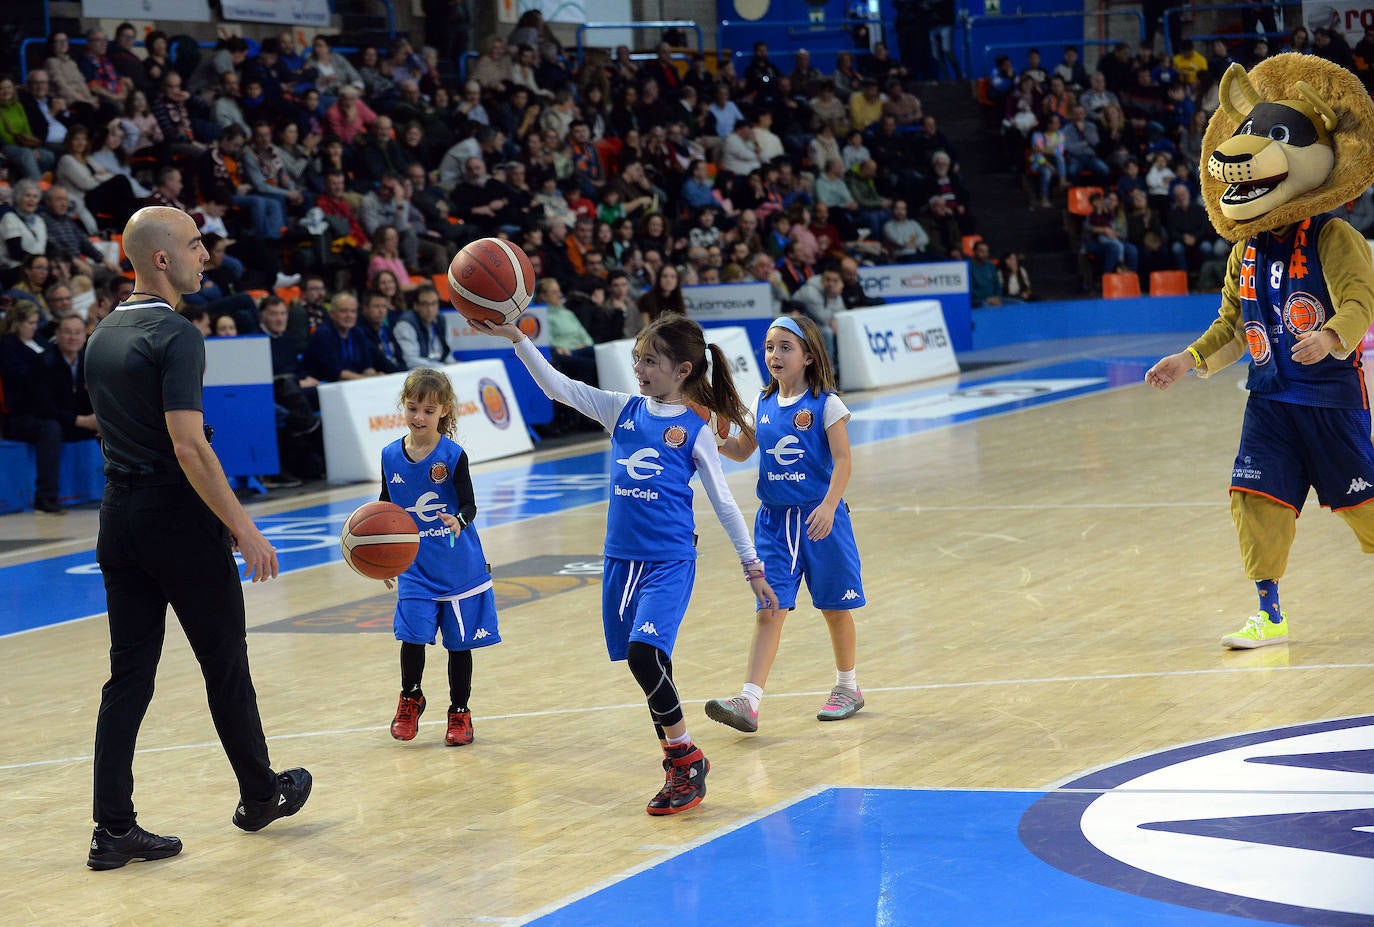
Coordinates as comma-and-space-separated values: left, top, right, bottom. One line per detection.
445, 707, 474, 746
390, 693, 426, 741
646, 742, 710, 816
645, 752, 674, 814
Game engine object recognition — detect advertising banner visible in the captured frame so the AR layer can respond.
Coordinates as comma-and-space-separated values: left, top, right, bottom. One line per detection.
594, 325, 764, 401
834, 300, 961, 390
220, 0, 331, 26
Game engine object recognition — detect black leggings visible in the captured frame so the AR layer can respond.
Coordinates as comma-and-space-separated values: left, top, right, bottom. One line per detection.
627, 640, 683, 735
400, 642, 473, 710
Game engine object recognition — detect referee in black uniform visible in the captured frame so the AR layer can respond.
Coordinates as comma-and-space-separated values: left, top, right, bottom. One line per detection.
84, 206, 312, 871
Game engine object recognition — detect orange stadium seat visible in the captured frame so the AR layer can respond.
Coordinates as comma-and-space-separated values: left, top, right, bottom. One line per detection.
1101, 272, 1141, 299
1149, 270, 1189, 296
432, 273, 451, 302
1067, 186, 1102, 217
961, 234, 983, 256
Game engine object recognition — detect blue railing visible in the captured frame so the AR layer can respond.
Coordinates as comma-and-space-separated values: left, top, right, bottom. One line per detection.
719, 16, 885, 56
962, 8, 1145, 79
1164, 0, 1301, 56
574, 20, 703, 69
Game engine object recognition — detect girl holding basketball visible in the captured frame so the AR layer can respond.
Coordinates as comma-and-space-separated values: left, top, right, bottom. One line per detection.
378, 368, 500, 747
704, 315, 866, 734
473, 313, 776, 816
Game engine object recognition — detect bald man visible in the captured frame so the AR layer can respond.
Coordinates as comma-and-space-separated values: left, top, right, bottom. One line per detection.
83, 207, 311, 871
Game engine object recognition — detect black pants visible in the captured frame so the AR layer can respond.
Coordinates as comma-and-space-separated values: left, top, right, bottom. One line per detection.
5, 414, 61, 503
92, 480, 276, 828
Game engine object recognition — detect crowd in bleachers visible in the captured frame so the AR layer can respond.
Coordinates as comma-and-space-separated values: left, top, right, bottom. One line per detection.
1, 10, 999, 499
989, 28, 1374, 291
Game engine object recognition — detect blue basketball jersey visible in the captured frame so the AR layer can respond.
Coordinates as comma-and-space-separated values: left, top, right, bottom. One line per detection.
755, 390, 835, 506
1238, 214, 1367, 409
381, 436, 490, 598
605, 397, 705, 561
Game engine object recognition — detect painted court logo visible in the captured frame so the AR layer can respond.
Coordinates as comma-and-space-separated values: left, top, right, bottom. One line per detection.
1019, 714, 1374, 924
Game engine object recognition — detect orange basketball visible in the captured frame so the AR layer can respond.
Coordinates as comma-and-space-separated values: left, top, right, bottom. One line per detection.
446, 237, 537, 324
340, 501, 420, 580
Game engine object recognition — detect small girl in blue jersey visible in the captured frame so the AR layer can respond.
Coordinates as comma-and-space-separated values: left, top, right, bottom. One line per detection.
705, 315, 865, 734
379, 368, 500, 747
474, 313, 776, 816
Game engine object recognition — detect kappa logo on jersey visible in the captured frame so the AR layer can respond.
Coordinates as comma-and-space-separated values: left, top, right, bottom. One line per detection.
636, 621, 659, 636
663, 424, 688, 448
841, 589, 861, 601
619, 420, 636, 431
759, 413, 770, 424
793, 408, 815, 431
407, 491, 447, 523
616, 447, 664, 480
1021, 714, 1374, 924
765, 434, 805, 467
1348, 477, 1373, 494
473, 628, 491, 639
429, 462, 448, 484
390, 473, 404, 484
1243, 320, 1272, 364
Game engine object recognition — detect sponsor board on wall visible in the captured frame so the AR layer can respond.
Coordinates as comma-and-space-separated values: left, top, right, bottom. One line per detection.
681, 282, 775, 322
835, 300, 961, 390
856, 261, 969, 300
445, 306, 550, 353
220, 0, 330, 25
318, 361, 531, 484
83, 0, 211, 20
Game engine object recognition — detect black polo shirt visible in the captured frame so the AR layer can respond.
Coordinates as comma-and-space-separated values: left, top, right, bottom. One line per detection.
85, 298, 204, 477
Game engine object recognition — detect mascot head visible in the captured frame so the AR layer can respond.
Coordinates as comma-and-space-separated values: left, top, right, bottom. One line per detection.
1201, 53, 1374, 240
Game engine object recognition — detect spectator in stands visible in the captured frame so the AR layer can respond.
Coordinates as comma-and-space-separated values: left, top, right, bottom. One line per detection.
1078, 72, 1118, 125
198, 125, 288, 245
392, 284, 449, 370
1313, 27, 1356, 71
923, 151, 973, 232
987, 55, 1018, 103
848, 78, 885, 135
20, 70, 70, 159
1055, 46, 1089, 91
316, 169, 371, 248
301, 34, 365, 102
793, 266, 845, 359
883, 199, 935, 261
1021, 48, 1049, 87
361, 174, 442, 274
1164, 184, 1227, 275
211, 71, 250, 135
536, 277, 598, 385
6, 254, 52, 318
55, 124, 136, 231
471, 36, 513, 92
43, 33, 104, 127
451, 156, 524, 236
354, 115, 408, 193
1082, 191, 1137, 273
151, 72, 202, 159
920, 195, 964, 259
845, 159, 893, 234
2, 180, 49, 266
42, 185, 117, 285
188, 35, 249, 98
1004, 74, 1042, 138
366, 224, 418, 292
999, 252, 1033, 302
89, 119, 150, 195
1062, 105, 1111, 186
636, 263, 686, 329
1098, 43, 1135, 95
79, 29, 131, 116
213, 314, 239, 338
356, 289, 402, 373
0, 303, 64, 512
1041, 75, 1074, 122
744, 42, 784, 109
303, 290, 385, 382
293, 274, 331, 347
1028, 113, 1066, 209
968, 240, 1003, 307
120, 90, 161, 155
1173, 39, 1208, 88
0, 75, 57, 182
776, 239, 813, 294
325, 85, 377, 146
46, 312, 98, 441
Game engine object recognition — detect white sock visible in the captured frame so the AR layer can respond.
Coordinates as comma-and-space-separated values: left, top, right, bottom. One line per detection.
666, 730, 691, 747
741, 683, 763, 712
836, 668, 858, 691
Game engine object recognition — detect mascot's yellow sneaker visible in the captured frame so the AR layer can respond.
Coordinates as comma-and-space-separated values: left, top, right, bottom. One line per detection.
1221, 613, 1289, 649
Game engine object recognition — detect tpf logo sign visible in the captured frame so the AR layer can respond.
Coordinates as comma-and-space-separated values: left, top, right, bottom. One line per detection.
865, 325, 899, 362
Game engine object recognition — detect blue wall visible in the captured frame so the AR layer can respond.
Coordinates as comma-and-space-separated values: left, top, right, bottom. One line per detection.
969, 294, 1220, 351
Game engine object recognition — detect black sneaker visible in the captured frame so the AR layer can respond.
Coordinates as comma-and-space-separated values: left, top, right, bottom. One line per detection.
34, 497, 65, 515
232, 768, 313, 832
87, 824, 183, 870
647, 743, 709, 816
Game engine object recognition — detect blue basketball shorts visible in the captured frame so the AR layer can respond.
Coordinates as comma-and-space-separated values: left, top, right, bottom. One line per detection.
601, 557, 696, 661
754, 501, 865, 612
394, 583, 501, 650
1231, 394, 1374, 513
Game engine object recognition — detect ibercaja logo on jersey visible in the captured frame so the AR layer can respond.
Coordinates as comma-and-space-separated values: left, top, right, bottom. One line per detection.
793, 408, 814, 431
1019, 714, 1374, 924
477, 377, 511, 430
429, 461, 448, 483
516, 313, 541, 341
1244, 320, 1272, 364
663, 424, 688, 448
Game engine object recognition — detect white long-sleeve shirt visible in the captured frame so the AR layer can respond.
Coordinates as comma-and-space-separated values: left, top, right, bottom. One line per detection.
514, 338, 758, 563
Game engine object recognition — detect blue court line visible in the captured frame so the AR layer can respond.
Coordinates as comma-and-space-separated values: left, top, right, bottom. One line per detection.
526, 788, 1257, 927
0, 357, 1156, 638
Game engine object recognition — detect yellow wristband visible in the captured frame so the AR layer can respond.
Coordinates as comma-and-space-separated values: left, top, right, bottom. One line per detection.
1186, 346, 1204, 371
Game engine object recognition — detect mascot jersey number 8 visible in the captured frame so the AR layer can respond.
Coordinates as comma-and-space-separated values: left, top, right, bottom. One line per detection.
1146, 54, 1374, 650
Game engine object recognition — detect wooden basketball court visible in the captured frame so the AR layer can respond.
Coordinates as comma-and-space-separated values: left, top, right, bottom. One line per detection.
2, 334, 1371, 925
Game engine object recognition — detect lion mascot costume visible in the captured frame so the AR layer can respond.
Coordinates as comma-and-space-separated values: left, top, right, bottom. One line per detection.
1145, 53, 1374, 648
